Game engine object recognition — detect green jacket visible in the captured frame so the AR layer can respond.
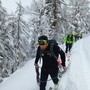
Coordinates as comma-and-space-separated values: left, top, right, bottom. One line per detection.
64, 35, 75, 44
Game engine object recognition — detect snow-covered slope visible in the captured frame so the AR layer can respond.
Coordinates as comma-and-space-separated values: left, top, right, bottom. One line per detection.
59, 36, 90, 90
0, 60, 38, 90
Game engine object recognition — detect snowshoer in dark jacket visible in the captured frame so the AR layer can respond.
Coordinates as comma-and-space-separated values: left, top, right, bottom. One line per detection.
34, 35, 66, 90
74, 33, 82, 42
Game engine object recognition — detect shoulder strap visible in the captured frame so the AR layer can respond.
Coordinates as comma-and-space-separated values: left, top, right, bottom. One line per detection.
50, 43, 58, 60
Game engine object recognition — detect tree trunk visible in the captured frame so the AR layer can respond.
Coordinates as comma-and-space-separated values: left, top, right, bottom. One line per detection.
45, 0, 61, 40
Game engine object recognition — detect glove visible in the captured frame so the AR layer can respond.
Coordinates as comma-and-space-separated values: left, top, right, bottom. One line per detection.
57, 59, 62, 68
34, 64, 39, 69
57, 58, 62, 66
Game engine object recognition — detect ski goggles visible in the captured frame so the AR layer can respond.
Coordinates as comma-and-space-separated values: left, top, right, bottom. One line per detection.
38, 40, 48, 45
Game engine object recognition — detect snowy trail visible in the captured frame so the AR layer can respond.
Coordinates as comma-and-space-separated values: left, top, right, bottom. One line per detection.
59, 37, 90, 90
0, 60, 39, 90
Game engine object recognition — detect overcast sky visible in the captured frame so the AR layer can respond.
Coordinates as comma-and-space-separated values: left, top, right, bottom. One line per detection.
1, 0, 33, 13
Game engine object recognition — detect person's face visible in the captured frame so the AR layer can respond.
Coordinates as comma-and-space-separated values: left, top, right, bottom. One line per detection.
39, 44, 48, 50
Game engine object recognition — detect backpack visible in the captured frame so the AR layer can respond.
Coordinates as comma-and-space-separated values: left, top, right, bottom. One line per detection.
67, 35, 73, 41
48, 39, 58, 46
49, 39, 58, 60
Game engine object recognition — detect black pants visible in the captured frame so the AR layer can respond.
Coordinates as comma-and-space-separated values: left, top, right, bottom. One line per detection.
65, 43, 72, 53
35, 67, 39, 83
40, 68, 59, 90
